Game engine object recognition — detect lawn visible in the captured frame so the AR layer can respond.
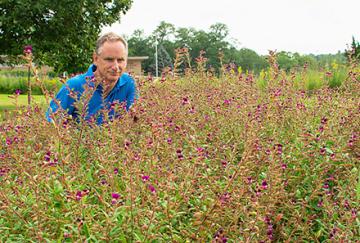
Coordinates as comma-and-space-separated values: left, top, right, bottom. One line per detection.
0, 94, 47, 121
0, 94, 47, 110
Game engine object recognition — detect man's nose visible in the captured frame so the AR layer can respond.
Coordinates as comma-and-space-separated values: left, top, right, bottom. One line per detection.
111, 62, 120, 70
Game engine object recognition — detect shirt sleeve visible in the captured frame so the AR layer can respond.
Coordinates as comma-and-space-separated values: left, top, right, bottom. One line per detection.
46, 84, 76, 122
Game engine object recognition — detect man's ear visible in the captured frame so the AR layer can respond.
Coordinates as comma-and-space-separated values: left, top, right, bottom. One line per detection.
93, 52, 98, 64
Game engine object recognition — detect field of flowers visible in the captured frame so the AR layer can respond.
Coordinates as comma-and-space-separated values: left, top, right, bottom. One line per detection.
0, 53, 359, 242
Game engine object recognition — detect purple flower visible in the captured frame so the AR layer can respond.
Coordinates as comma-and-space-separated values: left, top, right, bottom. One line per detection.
321, 117, 328, 125
197, 147, 204, 153
182, 97, 189, 105
317, 200, 323, 207
111, 193, 120, 200
220, 192, 231, 205
75, 191, 83, 201
114, 168, 119, 175
261, 180, 268, 190
44, 151, 51, 162
224, 99, 231, 105
276, 144, 283, 155
141, 175, 150, 182
15, 89, 21, 95
148, 184, 156, 193
23, 45, 33, 54
320, 147, 326, 155
351, 208, 357, 218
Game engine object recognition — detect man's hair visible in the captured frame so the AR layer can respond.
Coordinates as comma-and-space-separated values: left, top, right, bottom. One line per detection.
95, 32, 128, 55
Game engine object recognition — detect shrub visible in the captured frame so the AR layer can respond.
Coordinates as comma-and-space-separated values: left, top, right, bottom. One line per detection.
0, 60, 359, 241
0, 76, 62, 94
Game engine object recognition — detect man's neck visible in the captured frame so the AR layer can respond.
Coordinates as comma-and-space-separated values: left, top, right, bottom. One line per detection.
102, 80, 117, 98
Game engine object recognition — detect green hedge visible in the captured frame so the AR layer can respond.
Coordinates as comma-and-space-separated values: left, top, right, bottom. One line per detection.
0, 76, 62, 95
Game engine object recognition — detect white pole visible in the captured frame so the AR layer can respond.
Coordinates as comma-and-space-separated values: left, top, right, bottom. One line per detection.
155, 39, 159, 77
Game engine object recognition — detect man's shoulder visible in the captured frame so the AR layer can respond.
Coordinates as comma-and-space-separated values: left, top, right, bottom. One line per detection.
65, 74, 88, 90
119, 73, 135, 86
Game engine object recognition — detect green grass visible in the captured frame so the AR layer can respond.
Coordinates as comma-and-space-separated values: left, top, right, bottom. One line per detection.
0, 94, 46, 109
0, 94, 47, 121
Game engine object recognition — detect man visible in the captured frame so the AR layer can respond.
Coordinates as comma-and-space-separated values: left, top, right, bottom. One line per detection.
46, 32, 136, 125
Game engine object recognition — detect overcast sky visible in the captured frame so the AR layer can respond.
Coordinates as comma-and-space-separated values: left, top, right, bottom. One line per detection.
102, 0, 360, 55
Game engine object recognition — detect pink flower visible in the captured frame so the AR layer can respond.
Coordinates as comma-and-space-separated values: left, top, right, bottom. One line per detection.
76, 191, 83, 201
112, 193, 120, 199
23, 45, 33, 54
148, 184, 156, 193
141, 175, 150, 182
262, 180, 268, 190
114, 168, 119, 175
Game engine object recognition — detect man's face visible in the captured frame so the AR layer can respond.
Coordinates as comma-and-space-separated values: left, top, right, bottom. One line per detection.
93, 41, 127, 84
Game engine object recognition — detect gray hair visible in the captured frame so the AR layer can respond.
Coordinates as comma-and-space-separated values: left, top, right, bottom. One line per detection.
95, 32, 128, 55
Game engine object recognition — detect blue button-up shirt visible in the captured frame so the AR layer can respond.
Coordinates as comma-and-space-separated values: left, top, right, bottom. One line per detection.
46, 64, 136, 125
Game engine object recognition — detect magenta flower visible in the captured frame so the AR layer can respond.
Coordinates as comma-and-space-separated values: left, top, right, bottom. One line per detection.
141, 175, 150, 182
182, 97, 189, 105
276, 144, 283, 155
114, 168, 119, 175
320, 147, 326, 155
317, 200, 323, 207
75, 191, 83, 201
148, 184, 156, 193
351, 209, 357, 218
219, 192, 231, 205
44, 151, 51, 162
111, 193, 120, 199
15, 89, 21, 95
224, 99, 231, 105
321, 117, 328, 125
23, 45, 33, 54
262, 180, 268, 190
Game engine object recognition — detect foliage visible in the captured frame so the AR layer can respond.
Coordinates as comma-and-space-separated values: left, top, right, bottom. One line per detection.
127, 22, 348, 75
0, 51, 359, 242
0, 75, 61, 95
345, 37, 360, 62
0, 0, 133, 73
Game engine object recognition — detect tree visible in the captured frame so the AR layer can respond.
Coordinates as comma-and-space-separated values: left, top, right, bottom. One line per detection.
0, 0, 133, 73
345, 36, 360, 62
235, 48, 267, 73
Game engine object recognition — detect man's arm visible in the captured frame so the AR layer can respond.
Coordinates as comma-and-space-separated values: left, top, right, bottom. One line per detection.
46, 84, 76, 122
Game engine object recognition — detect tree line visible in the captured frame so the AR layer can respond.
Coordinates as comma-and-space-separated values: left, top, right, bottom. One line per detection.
128, 21, 349, 76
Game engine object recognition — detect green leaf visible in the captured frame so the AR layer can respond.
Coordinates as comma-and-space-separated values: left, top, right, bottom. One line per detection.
54, 180, 64, 195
